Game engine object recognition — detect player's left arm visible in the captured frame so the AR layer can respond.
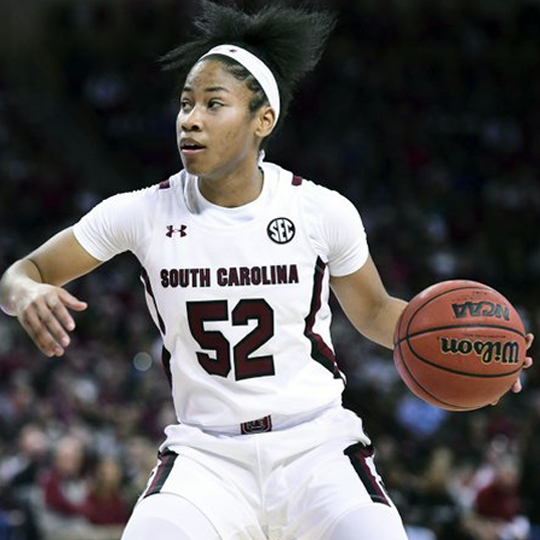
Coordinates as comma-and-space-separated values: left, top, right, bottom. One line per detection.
330, 257, 534, 395
330, 255, 407, 350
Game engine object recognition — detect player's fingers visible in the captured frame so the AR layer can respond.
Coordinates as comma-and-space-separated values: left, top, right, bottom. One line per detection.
47, 295, 77, 332
492, 356, 529, 403
493, 379, 522, 403
36, 303, 69, 352
57, 288, 88, 312
19, 309, 64, 357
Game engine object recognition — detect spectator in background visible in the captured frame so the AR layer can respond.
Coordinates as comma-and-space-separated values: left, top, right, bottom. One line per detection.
0, 424, 48, 540
0, 423, 48, 496
0, 512, 14, 540
83, 456, 129, 526
122, 436, 161, 508
410, 447, 460, 540
465, 457, 530, 540
39, 434, 89, 535
38, 435, 128, 540
0, 0, 539, 537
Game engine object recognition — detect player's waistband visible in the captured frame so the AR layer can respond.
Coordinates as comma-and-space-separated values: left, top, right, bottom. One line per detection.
188, 403, 341, 436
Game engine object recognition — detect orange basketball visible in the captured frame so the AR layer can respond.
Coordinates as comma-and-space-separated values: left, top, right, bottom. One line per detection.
393, 280, 526, 411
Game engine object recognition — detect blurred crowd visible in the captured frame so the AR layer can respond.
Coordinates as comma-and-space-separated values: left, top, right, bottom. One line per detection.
0, 0, 539, 539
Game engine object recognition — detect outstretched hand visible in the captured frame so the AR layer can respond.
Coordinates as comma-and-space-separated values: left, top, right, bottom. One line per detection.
16, 284, 87, 357
492, 333, 534, 405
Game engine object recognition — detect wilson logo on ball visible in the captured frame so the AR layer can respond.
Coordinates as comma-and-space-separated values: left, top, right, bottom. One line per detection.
451, 301, 510, 321
267, 218, 295, 244
440, 337, 520, 365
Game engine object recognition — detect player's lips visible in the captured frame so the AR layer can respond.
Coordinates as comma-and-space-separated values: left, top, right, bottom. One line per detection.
180, 137, 206, 155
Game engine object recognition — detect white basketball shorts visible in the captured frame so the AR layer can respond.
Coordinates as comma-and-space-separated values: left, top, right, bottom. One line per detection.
134, 405, 404, 540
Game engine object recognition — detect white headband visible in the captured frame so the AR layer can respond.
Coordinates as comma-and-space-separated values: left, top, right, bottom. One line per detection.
199, 44, 280, 126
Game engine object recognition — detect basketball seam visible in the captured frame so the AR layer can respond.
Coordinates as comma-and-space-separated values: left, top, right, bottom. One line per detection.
395, 323, 526, 347
403, 336, 522, 378
405, 285, 488, 339
398, 323, 525, 343
405, 285, 523, 341
396, 329, 476, 411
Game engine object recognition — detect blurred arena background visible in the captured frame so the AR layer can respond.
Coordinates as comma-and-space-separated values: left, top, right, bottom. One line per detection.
0, 0, 539, 539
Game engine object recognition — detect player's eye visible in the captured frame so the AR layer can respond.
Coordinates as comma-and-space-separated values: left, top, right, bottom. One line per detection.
208, 100, 224, 110
180, 99, 192, 112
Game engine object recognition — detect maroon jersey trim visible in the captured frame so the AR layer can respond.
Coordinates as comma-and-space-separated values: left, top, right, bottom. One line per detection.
144, 449, 177, 498
140, 267, 166, 335
140, 268, 172, 385
304, 257, 343, 380
344, 442, 391, 506
161, 346, 173, 388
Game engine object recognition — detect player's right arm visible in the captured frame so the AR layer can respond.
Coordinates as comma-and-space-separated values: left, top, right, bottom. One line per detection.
0, 227, 102, 357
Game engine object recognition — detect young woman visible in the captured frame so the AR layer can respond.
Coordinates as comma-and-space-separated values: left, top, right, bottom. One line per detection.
0, 2, 532, 540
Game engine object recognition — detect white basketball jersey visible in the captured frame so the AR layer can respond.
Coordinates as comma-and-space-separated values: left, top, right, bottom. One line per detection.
73, 162, 369, 431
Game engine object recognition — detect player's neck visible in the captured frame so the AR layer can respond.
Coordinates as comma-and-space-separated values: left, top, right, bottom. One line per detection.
198, 161, 263, 208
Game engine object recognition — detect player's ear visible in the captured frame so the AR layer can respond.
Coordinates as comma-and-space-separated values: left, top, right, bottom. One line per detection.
254, 106, 276, 139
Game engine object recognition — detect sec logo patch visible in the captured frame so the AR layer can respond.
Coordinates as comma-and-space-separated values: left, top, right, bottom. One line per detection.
267, 217, 295, 244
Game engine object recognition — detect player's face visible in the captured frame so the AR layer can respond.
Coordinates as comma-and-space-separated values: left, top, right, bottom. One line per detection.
177, 60, 264, 181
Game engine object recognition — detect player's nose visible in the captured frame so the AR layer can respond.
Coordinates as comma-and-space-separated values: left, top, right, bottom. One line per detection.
179, 106, 203, 132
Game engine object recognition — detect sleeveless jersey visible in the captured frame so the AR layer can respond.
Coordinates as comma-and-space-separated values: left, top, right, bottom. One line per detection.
73, 162, 369, 431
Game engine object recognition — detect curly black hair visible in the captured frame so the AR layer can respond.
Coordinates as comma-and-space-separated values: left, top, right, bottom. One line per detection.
161, 1, 336, 141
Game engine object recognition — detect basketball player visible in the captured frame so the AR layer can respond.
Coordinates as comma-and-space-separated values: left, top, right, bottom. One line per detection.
0, 2, 533, 539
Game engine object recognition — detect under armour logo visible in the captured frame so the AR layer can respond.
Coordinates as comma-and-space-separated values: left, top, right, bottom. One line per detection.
166, 225, 187, 238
